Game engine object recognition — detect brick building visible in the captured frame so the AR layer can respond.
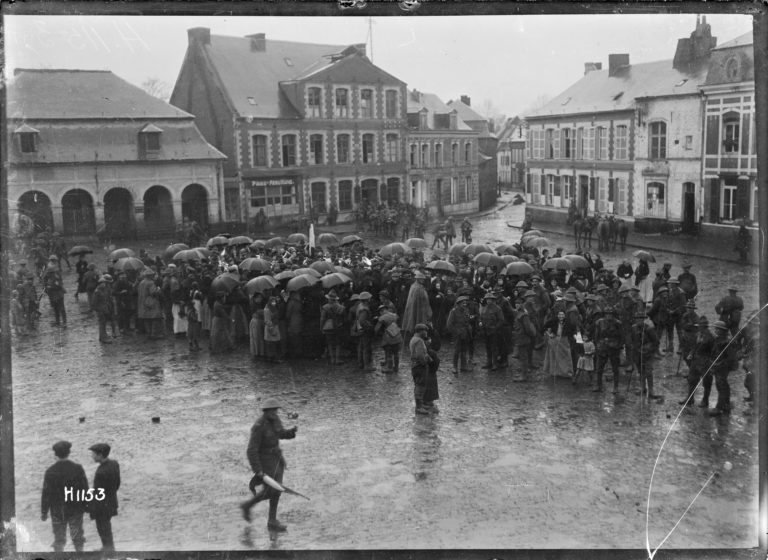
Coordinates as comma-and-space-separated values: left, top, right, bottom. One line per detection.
170, 28, 409, 226
7, 69, 225, 238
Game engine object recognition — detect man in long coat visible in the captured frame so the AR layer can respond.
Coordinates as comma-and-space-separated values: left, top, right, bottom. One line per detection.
137, 269, 163, 339
88, 443, 121, 553
401, 271, 432, 342
41, 441, 88, 553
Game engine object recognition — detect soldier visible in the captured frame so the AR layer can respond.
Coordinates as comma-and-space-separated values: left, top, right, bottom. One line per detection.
479, 292, 504, 370
353, 291, 375, 370
92, 275, 116, 343
511, 297, 536, 382
677, 301, 699, 365
707, 320, 739, 416
679, 316, 714, 407
375, 305, 402, 373
320, 291, 346, 366
460, 217, 473, 243
113, 272, 135, 335
715, 286, 744, 337
41, 441, 88, 553
51, 232, 71, 270
738, 310, 759, 404
677, 262, 698, 301
43, 256, 67, 327
647, 285, 670, 355
409, 323, 433, 414
19, 275, 39, 332
240, 398, 297, 530
444, 216, 457, 246
83, 263, 100, 312
563, 291, 582, 373
592, 307, 624, 393
629, 311, 662, 399
496, 287, 516, 365
666, 278, 687, 353
446, 295, 473, 374
88, 443, 121, 552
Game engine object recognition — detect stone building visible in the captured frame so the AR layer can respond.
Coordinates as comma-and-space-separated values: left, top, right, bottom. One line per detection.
7, 69, 225, 238
496, 116, 527, 192
170, 28, 409, 226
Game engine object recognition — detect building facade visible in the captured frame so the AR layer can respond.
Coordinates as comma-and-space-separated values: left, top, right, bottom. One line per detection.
700, 32, 757, 226
497, 116, 527, 191
406, 90, 481, 217
8, 69, 225, 238
171, 29, 410, 226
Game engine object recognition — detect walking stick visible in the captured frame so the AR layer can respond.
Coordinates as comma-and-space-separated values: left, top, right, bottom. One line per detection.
674, 347, 683, 377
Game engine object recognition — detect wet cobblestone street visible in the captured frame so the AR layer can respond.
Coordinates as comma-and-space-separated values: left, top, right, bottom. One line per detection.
11, 202, 759, 552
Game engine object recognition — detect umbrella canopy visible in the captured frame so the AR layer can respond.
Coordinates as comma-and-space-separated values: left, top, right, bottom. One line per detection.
405, 237, 429, 249
425, 260, 457, 274
245, 275, 279, 295
320, 272, 352, 289
68, 245, 94, 256
206, 236, 229, 248
287, 273, 320, 291
542, 257, 571, 271
113, 257, 145, 272
633, 250, 656, 263
563, 254, 590, 269
340, 234, 363, 246
210, 273, 241, 293
524, 237, 550, 249
379, 242, 411, 257
240, 257, 272, 272
463, 243, 494, 256
503, 261, 535, 276
173, 249, 204, 262
522, 229, 543, 238
108, 248, 135, 261
317, 233, 340, 247
496, 244, 520, 256
265, 237, 285, 249
287, 233, 308, 244
162, 243, 189, 263
473, 252, 505, 268
249, 240, 266, 250
228, 235, 253, 247
274, 270, 297, 281
501, 255, 520, 264
294, 267, 322, 278
334, 266, 352, 276
448, 243, 468, 257
215, 233, 232, 238
310, 260, 336, 274
193, 247, 213, 258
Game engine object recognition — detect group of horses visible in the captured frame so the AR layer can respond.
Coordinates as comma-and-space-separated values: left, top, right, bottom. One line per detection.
572, 213, 629, 252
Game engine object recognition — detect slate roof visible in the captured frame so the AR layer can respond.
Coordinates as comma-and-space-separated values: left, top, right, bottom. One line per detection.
497, 118, 527, 143
407, 91, 473, 131
201, 35, 347, 118
8, 69, 192, 120
713, 32, 752, 50
447, 99, 494, 138
526, 59, 708, 119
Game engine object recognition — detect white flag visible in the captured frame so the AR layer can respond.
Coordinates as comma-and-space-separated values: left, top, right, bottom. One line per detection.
309, 223, 315, 250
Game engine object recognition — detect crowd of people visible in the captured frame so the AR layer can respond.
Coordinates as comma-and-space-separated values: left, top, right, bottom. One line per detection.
9, 221, 757, 419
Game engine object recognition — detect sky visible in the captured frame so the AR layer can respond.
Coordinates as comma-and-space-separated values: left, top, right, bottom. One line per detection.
3, 13, 754, 118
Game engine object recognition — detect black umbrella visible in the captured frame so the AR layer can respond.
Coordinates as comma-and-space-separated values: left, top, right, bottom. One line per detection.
68, 245, 94, 256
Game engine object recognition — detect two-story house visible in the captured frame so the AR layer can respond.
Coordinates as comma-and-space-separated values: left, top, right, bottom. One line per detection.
496, 116, 527, 192
8, 69, 225, 238
406, 90, 480, 217
170, 28, 409, 226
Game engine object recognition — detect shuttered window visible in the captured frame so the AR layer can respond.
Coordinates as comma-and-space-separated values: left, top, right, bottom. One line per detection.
741, 113, 750, 155
598, 177, 607, 212
705, 115, 720, 155
709, 178, 720, 222
617, 178, 627, 216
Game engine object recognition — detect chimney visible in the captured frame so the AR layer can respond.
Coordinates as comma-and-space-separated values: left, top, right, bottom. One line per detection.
608, 54, 630, 77
673, 16, 716, 72
460, 95, 471, 106
411, 89, 420, 102
188, 27, 210, 45
584, 62, 603, 75
247, 33, 266, 52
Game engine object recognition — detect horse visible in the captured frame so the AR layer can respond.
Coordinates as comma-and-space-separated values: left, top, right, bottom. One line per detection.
596, 216, 612, 252
613, 218, 629, 251
573, 215, 596, 250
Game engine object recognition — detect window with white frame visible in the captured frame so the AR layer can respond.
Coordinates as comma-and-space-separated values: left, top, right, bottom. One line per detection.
338, 180, 353, 211
723, 111, 740, 153
452, 143, 459, 165
721, 183, 737, 221
597, 127, 608, 160
311, 181, 327, 213
465, 142, 471, 164
252, 134, 269, 167
546, 175, 555, 205
450, 177, 458, 204
307, 87, 322, 118
532, 129, 544, 159
576, 127, 584, 159
546, 129, 555, 159
615, 125, 628, 160
281, 134, 297, 167
616, 177, 627, 215
464, 177, 471, 202
434, 143, 443, 167
385, 134, 399, 162
362, 133, 375, 163
385, 90, 398, 119
563, 175, 572, 202
19, 132, 38, 153
335, 88, 349, 118
360, 88, 374, 118
309, 133, 324, 165
584, 127, 595, 160
410, 143, 418, 166
646, 181, 665, 217
561, 128, 572, 159
649, 121, 667, 159
421, 144, 429, 167
336, 133, 350, 164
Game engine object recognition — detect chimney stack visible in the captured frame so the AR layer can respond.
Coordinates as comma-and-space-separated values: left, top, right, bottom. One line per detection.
247, 33, 266, 52
460, 95, 471, 106
188, 27, 211, 45
584, 62, 603, 75
608, 54, 630, 77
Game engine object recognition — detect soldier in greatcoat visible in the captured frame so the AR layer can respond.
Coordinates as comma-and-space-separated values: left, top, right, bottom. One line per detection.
679, 316, 714, 407
715, 286, 744, 337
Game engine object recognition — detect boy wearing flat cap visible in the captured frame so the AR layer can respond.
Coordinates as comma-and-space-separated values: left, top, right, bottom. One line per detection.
41, 441, 89, 552
89, 443, 120, 552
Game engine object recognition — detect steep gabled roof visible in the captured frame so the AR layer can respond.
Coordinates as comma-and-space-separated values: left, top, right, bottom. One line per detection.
713, 32, 752, 50
200, 35, 347, 118
407, 91, 473, 131
497, 117, 527, 143
446, 99, 486, 123
527, 59, 707, 119
8, 69, 192, 120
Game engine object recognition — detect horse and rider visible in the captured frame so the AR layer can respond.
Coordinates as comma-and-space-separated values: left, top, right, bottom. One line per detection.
574, 209, 628, 252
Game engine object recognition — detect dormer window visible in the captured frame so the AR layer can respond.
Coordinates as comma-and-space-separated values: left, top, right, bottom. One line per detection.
307, 87, 322, 118
139, 123, 162, 157
15, 124, 39, 153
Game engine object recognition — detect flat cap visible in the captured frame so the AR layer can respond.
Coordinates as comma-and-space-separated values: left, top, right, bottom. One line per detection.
88, 443, 111, 456
52, 440, 72, 456
414, 323, 429, 332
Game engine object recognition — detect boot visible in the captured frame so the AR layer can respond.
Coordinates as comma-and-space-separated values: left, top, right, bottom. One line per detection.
698, 386, 711, 407
415, 399, 430, 415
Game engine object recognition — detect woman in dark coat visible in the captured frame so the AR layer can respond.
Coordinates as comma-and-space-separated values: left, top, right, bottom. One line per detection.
209, 291, 234, 354
240, 398, 297, 531
422, 325, 441, 411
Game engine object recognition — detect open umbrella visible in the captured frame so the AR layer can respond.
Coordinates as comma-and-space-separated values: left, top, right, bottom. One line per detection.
473, 252, 505, 268
563, 254, 590, 269
463, 243, 494, 256
522, 229, 543, 238
108, 248, 135, 261
245, 275, 279, 295
503, 261, 535, 276
542, 257, 571, 271
334, 266, 352, 276
113, 257, 145, 272
274, 270, 297, 281
405, 237, 428, 249
207, 236, 229, 248
173, 249, 204, 262
287, 233, 308, 244
68, 245, 94, 256
249, 240, 266, 250
294, 267, 322, 278
340, 234, 363, 246
425, 260, 457, 274
210, 273, 241, 293
317, 233, 340, 247
265, 237, 285, 249
193, 247, 214, 258
287, 273, 319, 291
379, 242, 411, 257
448, 243, 468, 257
524, 237, 550, 249
501, 255, 520, 264
216, 233, 232, 238
496, 244, 520, 256
633, 250, 656, 263
240, 257, 272, 272
228, 235, 253, 247
310, 261, 335, 274
162, 243, 189, 263
320, 272, 352, 289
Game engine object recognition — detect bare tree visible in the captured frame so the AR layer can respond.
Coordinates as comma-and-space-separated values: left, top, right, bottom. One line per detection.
478, 98, 507, 135
141, 77, 171, 102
